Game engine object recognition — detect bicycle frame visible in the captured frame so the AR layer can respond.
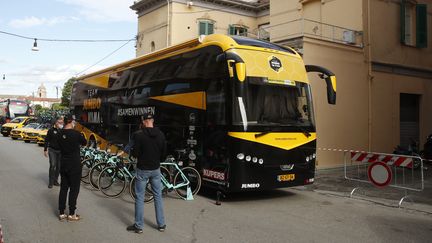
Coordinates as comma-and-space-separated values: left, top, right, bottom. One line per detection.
160, 162, 190, 189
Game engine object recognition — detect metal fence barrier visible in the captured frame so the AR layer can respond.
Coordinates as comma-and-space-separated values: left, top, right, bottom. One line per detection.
344, 151, 424, 207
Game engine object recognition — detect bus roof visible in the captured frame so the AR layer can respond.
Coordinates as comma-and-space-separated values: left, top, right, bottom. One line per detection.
77, 34, 301, 82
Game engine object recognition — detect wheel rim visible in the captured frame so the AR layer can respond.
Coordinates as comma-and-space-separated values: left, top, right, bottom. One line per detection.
174, 167, 201, 199
99, 168, 126, 197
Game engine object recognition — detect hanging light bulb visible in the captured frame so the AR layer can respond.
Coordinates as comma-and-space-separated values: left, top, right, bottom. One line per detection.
31, 38, 39, 51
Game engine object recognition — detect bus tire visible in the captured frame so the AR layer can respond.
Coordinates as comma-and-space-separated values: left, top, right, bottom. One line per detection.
88, 136, 97, 148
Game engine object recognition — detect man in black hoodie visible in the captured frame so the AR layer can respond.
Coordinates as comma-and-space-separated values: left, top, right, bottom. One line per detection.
127, 112, 166, 233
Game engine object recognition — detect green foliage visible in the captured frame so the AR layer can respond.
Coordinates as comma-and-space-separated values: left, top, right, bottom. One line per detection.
51, 103, 68, 111
61, 77, 76, 107
33, 104, 43, 113
36, 109, 69, 124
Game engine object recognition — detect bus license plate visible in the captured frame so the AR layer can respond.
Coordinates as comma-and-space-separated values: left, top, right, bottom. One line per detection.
277, 174, 295, 182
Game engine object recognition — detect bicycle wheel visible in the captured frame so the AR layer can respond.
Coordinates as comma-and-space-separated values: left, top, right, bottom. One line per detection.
173, 167, 201, 199
98, 167, 126, 198
80, 159, 92, 183
160, 166, 171, 194
129, 176, 155, 203
89, 162, 107, 189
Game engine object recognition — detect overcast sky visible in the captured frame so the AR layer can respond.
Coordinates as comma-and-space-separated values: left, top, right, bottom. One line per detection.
0, 0, 137, 98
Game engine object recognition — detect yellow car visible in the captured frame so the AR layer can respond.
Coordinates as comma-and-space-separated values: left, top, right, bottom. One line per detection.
23, 123, 50, 143
37, 129, 48, 147
1, 116, 37, 137
10, 123, 40, 140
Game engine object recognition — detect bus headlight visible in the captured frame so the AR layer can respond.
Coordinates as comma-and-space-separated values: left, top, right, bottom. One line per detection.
252, 157, 258, 163
258, 159, 264, 164
245, 155, 251, 162
237, 153, 245, 160
312, 153, 316, 159
306, 156, 310, 162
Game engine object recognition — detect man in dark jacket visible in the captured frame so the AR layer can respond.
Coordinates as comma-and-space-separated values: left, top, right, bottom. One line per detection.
44, 117, 64, 188
58, 114, 87, 221
127, 112, 167, 233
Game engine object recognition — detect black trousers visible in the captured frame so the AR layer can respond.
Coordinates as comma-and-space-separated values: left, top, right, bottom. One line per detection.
48, 148, 61, 185
58, 168, 81, 215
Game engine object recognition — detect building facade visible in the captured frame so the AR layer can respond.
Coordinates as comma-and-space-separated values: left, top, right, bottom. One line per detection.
131, 0, 432, 168
131, 0, 269, 56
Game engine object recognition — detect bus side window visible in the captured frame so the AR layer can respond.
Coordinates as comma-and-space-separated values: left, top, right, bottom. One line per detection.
164, 83, 191, 95
206, 79, 226, 125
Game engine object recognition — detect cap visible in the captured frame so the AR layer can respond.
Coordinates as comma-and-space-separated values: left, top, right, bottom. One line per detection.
141, 111, 154, 120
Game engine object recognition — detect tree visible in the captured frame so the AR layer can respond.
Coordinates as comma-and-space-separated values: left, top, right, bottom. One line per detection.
61, 77, 76, 107
51, 103, 67, 111
33, 104, 43, 114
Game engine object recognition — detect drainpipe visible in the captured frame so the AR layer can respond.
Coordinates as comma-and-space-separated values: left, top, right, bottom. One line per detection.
366, 0, 373, 151
166, 0, 170, 47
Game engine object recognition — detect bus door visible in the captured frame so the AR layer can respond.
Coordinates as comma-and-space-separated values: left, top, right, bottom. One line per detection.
202, 78, 230, 188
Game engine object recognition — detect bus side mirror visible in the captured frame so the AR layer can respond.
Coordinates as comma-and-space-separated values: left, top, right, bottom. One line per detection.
216, 52, 246, 97
305, 65, 337, 105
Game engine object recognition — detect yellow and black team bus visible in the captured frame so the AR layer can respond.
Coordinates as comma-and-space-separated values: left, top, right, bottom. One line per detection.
71, 34, 336, 192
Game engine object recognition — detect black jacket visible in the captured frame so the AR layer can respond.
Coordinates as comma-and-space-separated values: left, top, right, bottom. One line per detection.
44, 127, 61, 151
58, 129, 87, 172
132, 127, 167, 170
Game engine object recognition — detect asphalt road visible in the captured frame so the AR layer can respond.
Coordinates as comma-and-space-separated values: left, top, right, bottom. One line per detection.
0, 136, 432, 243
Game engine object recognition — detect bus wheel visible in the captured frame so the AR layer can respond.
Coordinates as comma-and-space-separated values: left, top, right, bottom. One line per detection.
88, 136, 97, 148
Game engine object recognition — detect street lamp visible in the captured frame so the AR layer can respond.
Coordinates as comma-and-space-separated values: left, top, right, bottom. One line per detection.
31, 38, 39, 51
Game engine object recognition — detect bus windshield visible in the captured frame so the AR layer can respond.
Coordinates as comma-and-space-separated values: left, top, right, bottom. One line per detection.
233, 77, 314, 128
9, 101, 28, 117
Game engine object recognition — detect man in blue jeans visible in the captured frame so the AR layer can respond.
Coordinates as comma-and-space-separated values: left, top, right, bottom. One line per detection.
127, 112, 166, 233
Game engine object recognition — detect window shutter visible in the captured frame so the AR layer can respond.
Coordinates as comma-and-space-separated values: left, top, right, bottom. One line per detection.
228, 25, 235, 35
208, 22, 214, 35
400, 0, 406, 44
199, 22, 206, 35
416, 4, 427, 48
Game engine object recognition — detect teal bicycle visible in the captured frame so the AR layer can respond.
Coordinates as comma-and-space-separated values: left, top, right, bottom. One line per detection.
131, 155, 202, 202
97, 157, 140, 198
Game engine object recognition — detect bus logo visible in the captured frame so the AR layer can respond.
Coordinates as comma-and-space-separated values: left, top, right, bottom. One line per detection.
241, 183, 260, 189
269, 56, 282, 72
203, 169, 225, 181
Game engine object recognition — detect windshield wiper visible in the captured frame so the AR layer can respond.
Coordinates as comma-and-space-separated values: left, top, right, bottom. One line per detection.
255, 131, 270, 138
297, 126, 311, 138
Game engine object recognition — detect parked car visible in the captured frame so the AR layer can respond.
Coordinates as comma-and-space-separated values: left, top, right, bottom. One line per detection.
1, 116, 37, 137
23, 123, 50, 143
10, 123, 40, 140
36, 129, 48, 147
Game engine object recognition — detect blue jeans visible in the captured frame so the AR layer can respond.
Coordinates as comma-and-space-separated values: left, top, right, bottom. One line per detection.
135, 168, 165, 229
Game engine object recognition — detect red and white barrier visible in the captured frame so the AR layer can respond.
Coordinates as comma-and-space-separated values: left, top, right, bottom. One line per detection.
350, 152, 413, 168
0, 224, 4, 243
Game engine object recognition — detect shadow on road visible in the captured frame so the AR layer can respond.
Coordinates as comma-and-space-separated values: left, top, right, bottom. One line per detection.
198, 188, 297, 204
41, 188, 61, 216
